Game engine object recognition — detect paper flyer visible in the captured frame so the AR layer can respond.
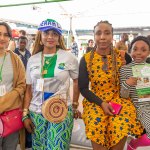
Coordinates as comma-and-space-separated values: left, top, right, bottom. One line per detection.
132, 63, 150, 102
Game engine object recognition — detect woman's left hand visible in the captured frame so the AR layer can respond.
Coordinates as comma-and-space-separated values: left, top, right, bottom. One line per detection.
73, 109, 82, 119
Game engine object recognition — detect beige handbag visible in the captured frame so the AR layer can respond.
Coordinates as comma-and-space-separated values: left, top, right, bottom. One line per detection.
42, 95, 68, 123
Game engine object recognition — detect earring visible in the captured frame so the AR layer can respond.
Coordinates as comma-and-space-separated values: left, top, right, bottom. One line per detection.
40, 41, 43, 45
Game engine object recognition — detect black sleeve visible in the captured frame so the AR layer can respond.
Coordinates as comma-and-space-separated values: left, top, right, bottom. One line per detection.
125, 53, 132, 64
78, 56, 103, 106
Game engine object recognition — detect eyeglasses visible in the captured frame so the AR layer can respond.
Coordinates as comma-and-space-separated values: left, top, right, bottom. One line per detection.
102, 56, 108, 72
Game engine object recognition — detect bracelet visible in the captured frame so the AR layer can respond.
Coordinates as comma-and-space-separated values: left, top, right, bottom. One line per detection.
22, 115, 29, 122
23, 108, 29, 112
73, 109, 79, 114
23, 111, 29, 117
72, 102, 79, 106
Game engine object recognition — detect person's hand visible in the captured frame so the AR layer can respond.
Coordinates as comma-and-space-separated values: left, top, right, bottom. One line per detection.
73, 109, 82, 119
23, 118, 35, 133
101, 102, 114, 115
126, 77, 138, 86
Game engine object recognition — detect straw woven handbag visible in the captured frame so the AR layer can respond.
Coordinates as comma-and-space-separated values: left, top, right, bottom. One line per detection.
42, 95, 68, 123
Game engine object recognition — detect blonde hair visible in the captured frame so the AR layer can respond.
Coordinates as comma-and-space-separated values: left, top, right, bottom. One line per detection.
32, 31, 67, 55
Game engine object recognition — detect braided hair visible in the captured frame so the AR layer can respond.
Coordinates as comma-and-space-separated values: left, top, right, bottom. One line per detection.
89, 20, 118, 85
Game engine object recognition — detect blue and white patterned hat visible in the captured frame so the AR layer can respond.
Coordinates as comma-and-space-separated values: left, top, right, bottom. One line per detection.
38, 19, 62, 35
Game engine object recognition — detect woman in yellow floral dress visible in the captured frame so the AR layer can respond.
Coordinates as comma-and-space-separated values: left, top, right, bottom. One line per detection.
78, 21, 143, 150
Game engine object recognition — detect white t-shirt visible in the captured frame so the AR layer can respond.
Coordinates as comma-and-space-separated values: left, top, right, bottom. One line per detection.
26, 49, 78, 113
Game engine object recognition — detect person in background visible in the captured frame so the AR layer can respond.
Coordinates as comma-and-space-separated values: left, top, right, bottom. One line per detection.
70, 36, 79, 57
14, 36, 31, 69
22, 18, 81, 150
78, 20, 143, 150
8, 38, 16, 51
0, 22, 26, 150
29, 36, 35, 54
8, 29, 27, 52
86, 39, 94, 53
115, 33, 129, 52
14, 35, 32, 148
120, 36, 150, 150
19, 30, 26, 37
147, 35, 150, 43
18, 30, 32, 51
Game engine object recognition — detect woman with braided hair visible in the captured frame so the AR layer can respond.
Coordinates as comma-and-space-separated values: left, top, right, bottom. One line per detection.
78, 21, 143, 150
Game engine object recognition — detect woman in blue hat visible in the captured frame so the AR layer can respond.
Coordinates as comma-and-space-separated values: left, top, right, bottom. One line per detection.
22, 19, 81, 150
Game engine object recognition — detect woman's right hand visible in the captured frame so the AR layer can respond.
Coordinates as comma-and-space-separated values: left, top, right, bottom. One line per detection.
101, 102, 114, 116
23, 118, 35, 133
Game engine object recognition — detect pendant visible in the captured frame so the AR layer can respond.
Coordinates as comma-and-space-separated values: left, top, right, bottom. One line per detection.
43, 70, 47, 75
46, 61, 49, 64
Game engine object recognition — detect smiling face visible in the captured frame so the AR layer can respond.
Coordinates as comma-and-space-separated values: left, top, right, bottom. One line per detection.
94, 22, 113, 51
122, 33, 129, 42
131, 40, 150, 63
18, 38, 28, 51
0, 25, 10, 51
41, 30, 59, 49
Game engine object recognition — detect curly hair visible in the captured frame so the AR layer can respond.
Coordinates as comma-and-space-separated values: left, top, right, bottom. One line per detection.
129, 36, 150, 52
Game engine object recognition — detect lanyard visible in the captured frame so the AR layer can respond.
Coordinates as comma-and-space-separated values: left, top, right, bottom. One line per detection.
40, 52, 57, 101
0, 53, 6, 82
41, 51, 57, 78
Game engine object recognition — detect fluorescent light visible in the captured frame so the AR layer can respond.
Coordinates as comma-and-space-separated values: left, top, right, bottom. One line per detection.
143, 28, 150, 31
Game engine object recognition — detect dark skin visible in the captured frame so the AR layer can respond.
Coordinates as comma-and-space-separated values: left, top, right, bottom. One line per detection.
23, 85, 35, 133
72, 79, 82, 119
94, 23, 114, 116
18, 39, 28, 52
91, 22, 127, 150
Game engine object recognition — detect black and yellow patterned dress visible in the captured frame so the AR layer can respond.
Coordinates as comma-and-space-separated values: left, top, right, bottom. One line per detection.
81, 49, 143, 149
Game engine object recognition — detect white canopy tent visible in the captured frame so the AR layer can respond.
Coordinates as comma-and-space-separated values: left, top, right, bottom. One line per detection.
1, 1, 150, 149
0, 0, 150, 31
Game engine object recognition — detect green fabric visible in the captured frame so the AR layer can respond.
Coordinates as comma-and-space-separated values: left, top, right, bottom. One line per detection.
30, 106, 73, 150
43, 54, 57, 78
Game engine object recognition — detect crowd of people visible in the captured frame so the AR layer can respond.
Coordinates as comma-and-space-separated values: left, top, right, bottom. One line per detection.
0, 18, 150, 150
